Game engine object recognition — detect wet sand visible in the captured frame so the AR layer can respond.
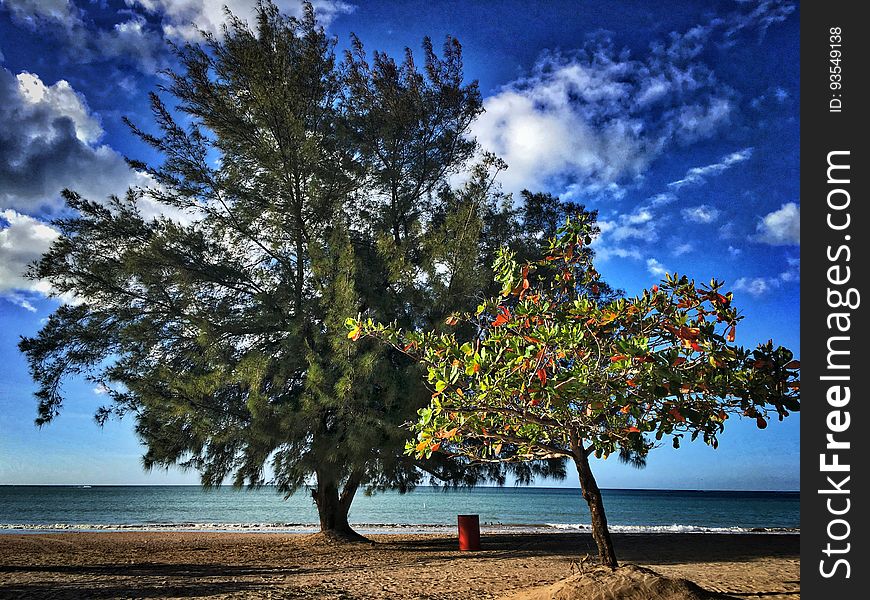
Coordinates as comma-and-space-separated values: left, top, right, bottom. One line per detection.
0, 531, 799, 599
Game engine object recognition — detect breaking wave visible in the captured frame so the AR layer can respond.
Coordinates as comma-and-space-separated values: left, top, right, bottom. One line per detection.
0, 521, 798, 535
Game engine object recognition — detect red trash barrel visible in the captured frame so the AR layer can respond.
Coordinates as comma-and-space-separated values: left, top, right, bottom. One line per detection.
457, 514, 481, 551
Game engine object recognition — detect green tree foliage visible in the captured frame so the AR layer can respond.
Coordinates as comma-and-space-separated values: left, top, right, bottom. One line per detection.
352, 213, 800, 564
18, 1, 565, 538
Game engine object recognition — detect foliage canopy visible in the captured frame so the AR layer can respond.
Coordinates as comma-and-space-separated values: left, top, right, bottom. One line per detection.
352, 213, 800, 563
19, 1, 566, 536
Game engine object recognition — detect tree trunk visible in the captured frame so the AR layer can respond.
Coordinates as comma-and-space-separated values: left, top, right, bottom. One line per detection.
312, 471, 366, 541
573, 449, 618, 568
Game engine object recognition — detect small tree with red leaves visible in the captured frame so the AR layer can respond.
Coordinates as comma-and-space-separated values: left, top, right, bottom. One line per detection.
349, 214, 800, 567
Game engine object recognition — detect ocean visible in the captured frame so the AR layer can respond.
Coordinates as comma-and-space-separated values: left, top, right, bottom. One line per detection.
0, 486, 799, 535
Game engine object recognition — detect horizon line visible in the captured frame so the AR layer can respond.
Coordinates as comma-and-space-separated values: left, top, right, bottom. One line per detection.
0, 484, 800, 493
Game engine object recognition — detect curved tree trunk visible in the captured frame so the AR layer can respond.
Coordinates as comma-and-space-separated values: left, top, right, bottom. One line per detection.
572, 444, 618, 568
312, 469, 366, 541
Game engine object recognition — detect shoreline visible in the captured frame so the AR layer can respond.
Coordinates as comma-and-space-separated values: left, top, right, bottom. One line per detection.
0, 522, 800, 535
0, 531, 800, 599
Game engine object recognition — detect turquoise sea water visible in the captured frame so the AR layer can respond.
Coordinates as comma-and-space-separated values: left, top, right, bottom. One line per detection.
0, 486, 798, 534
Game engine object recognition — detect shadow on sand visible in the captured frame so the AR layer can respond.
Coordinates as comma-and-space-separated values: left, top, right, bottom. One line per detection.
387, 532, 799, 566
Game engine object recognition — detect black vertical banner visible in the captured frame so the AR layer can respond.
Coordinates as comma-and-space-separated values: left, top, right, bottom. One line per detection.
801, 2, 869, 597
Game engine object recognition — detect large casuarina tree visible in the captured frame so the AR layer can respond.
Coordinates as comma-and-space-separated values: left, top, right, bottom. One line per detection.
18, 1, 564, 538
353, 213, 801, 565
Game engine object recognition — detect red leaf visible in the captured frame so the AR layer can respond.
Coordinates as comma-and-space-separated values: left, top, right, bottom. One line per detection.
785, 360, 800, 369
672, 357, 687, 366
678, 326, 701, 340
536, 368, 547, 386
756, 416, 768, 429
727, 325, 736, 342
611, 355, 628, 363
492, 306, 510, 327
669, 407, 686, 422
708, 292, 728, 305
441, 427, 458, 439
627, 426, 640, 433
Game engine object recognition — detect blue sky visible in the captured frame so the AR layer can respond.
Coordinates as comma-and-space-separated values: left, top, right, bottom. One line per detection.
0, 0, 799, 490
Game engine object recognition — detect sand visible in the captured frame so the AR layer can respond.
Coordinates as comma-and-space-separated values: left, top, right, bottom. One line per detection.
0, 531, 799, 599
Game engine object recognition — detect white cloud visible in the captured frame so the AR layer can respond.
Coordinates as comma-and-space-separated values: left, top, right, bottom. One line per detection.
754, 202, 799, 245
668, 147, 753, 189
651, 0, 795, 53
646, 258, 669, 277
752, 85, 791, 111
598, 206, 660, 243
723, 0, 796, 43
682, 204, 721, 224
2, 1, 354, 72
94, 15, 167, 73
13, 72, 102, 143
0, 0, 80, 28
625, 209, 654, 225
732, 256, 799, 297
649, 192, 677, 206
562, 181, 626, 203
0, 209, 59, 309
472, 31, 737, 200
129, 0, 355, 40
2, 1, 167, 72
733, 276, 771, 297
718, 222, 736, 240
675, 98, 733, 142
778, 257, 800, 282
594, 245, 642, 262
0, 68, 153, 213
671, 242, 693, 256
0, 68, 199, 308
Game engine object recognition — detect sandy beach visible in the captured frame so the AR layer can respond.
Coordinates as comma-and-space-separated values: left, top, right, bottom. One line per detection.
0, 531, 799, 599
